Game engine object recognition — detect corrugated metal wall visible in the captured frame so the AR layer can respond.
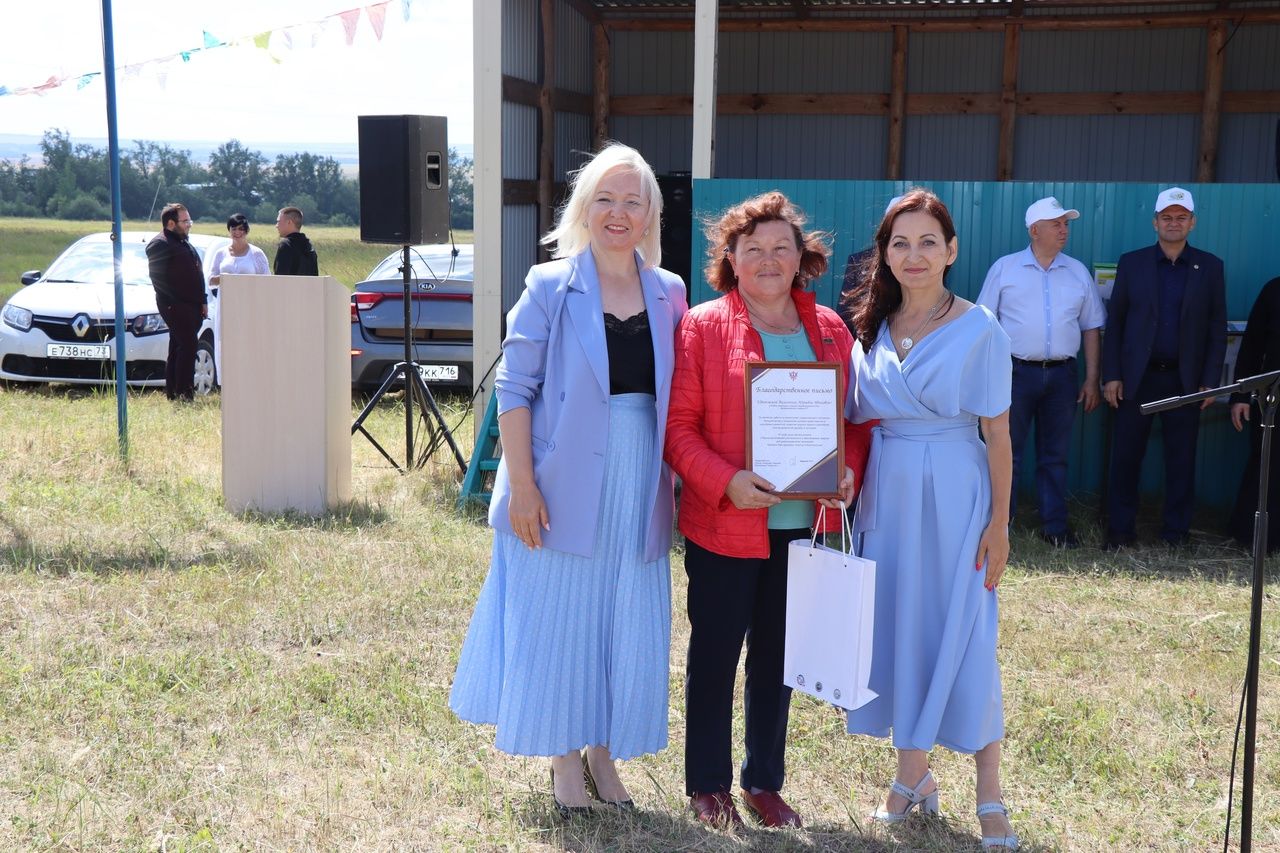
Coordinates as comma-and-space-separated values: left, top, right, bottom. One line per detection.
500, 0, 591, 314
606, 24, 1279, 183
555, 112, 593, 181
501, 0, 538, 80
502, 205, 538, 314
693, 178, 1280, 508
554, 0, 591, 94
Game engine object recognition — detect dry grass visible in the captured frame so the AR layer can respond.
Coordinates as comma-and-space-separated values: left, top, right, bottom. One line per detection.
0, 383, 1277, 851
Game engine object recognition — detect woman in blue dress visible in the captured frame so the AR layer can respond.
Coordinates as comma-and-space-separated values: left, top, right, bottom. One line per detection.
449, 143, 688, 817
844, 189, 1018, 849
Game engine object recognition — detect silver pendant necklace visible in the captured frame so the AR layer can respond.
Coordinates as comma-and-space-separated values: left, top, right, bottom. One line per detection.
898, 291, 950, 351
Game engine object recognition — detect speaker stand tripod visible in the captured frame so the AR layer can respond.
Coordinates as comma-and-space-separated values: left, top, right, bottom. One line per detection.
351, 244, 467, 474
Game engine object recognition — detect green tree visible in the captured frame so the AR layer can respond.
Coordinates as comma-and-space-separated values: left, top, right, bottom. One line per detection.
448, 147, 473, 230
206, 138, 268, 212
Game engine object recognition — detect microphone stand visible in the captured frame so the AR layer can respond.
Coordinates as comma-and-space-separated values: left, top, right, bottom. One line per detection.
1141, 367, 1280, 853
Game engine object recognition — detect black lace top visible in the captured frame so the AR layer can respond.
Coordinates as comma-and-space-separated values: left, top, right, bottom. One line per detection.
604, 310, 656, 395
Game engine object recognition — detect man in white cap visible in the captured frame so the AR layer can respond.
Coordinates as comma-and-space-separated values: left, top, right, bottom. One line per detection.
1100, 187, 1226, 549
977, 197, 1106, 548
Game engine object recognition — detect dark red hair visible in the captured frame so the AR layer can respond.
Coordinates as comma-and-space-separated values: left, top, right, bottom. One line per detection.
704, 191, 830, 293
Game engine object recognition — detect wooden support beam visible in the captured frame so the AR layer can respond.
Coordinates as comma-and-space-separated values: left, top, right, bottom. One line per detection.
504, 179, 568, 206
503, 75, 592, 115
1197, 20, 1227, 182
593, 23, 610, 149
886, 25, 908, 180
605, 8, 1280, 34
611, 90, 1280, 118
997, 23, 1020, 181
538, 0, 555, 256
560, 0, 600, 24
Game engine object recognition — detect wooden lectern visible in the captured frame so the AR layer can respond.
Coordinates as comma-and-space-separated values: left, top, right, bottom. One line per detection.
219, 274, 352, 514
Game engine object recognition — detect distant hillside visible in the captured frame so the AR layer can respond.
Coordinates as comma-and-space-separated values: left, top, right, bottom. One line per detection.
0, 134, 473, 168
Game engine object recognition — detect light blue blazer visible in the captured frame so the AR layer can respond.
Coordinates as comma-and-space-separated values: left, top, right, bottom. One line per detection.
488, 249, 688, 561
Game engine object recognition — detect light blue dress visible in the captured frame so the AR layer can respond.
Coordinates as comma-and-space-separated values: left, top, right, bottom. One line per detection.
845, 306, 1012, 754
449, 394, 671, 760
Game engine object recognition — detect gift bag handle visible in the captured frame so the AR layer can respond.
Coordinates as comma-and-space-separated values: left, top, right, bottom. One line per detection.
809, 500, 854, 556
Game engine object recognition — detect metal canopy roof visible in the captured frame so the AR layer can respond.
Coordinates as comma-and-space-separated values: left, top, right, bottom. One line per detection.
586, 0, 1261, 10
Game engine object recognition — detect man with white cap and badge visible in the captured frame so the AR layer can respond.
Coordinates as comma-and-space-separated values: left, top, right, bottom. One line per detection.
978, 196, 1106, 548
1100, 187, 1226, 549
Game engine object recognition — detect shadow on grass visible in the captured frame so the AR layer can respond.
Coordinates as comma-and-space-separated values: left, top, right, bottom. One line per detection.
0, 536, 262, 577
234, 499, 390, 530
1006, 498, 1272, 586
504, 796, 1039, 852
0, 379, 172, 402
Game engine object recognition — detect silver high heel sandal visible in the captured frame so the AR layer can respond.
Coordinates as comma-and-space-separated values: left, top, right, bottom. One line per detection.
976, 801, 1019, 849
871, 770, 940, 823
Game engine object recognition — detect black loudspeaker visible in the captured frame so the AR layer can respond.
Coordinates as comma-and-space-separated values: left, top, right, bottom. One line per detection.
358, 115, 450, 244
658, 173, 693, 289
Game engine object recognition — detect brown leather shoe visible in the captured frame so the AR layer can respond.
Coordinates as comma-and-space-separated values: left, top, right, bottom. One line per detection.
689, 791, 744, 828
740, 788, 802, 828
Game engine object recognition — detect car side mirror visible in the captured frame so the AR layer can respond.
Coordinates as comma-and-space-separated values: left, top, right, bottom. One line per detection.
20, 270, 40, 285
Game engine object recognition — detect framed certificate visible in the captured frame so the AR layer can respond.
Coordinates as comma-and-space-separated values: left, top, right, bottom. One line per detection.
744, 361, 844, 500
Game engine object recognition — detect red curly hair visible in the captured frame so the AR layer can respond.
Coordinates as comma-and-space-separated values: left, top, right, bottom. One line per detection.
704, 191, 830, 293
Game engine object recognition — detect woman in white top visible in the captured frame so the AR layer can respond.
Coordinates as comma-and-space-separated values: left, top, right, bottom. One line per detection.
209, 212, 270, 282
207, 213, 270, 379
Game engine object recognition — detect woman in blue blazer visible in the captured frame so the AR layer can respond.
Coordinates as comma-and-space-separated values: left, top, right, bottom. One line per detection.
450, 143, 688, 817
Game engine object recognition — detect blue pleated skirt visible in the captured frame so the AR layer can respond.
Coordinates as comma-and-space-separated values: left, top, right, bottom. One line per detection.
449, 393, 671, 759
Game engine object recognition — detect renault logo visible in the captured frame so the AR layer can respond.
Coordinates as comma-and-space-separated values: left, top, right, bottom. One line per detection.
71, 314, 91, 338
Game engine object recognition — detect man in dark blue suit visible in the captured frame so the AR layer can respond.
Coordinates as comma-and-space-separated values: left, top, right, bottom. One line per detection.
1101, 187, 1227, 548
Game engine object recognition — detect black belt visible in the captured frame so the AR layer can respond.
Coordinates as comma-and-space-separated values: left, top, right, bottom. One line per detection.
1013, 356, 1074, 368
1149, 359, 1179, 372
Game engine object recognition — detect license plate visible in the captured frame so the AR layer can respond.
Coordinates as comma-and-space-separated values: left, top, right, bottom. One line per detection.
47, 343, 110, 359
417, 364, 459, 382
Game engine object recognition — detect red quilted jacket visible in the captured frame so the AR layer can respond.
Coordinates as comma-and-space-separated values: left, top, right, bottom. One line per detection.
665, 287, 873, 558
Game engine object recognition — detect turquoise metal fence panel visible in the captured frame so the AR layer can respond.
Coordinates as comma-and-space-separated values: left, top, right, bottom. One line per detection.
692, 179, 1280, 510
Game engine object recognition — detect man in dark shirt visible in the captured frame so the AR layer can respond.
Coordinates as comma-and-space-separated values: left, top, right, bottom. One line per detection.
146, 203, 207, 401
273, 206, 319, 275
1100, 187, 1227, 548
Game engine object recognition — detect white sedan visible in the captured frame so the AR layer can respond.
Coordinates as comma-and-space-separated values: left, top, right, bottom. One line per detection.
0, 231, 228, 393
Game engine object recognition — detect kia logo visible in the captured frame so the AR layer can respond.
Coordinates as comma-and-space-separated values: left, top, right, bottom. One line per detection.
71, 314, 91, 338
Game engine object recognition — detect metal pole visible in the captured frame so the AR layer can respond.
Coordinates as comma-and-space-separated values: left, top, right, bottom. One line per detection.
100, 0, 128, 460
402, 244, 414, 468
1241, 386, 1276, 851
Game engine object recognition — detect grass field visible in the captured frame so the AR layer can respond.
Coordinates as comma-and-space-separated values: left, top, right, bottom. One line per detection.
0, 216, 1278, 850
0, 381, 1277, 851
0, 216, 473, 306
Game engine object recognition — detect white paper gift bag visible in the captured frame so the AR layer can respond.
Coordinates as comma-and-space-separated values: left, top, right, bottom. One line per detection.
784, 515, 877, 711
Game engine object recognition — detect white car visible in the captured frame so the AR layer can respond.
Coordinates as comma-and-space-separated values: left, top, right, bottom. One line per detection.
0, 231, 228, 394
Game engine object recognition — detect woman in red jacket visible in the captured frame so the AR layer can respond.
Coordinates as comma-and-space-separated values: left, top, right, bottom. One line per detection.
665, 191, 872, 829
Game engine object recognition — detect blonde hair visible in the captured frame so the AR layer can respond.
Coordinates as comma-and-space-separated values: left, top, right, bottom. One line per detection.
540, 142, 663, 268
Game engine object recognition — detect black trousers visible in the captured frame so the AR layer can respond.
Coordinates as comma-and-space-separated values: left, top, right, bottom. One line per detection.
157, 301, 201, 400
684, 527, 805, 796
1107, 368, 1201, 541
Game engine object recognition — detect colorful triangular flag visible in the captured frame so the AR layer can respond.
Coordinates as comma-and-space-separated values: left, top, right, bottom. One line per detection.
339, 8, 361, 46
365, 2, 389, 40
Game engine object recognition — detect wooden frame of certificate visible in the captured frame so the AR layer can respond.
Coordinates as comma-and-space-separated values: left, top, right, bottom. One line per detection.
744, 361, 844, 500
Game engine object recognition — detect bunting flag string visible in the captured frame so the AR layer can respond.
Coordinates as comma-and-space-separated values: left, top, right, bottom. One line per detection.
0, 0, 418, 98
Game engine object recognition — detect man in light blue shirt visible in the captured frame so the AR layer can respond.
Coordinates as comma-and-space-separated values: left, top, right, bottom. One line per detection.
977, 197, 1106, 548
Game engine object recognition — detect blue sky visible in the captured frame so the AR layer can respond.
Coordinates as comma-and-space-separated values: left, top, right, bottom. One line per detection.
0, 0, 473, 148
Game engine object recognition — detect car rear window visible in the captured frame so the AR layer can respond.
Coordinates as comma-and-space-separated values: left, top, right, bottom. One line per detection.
368, 249, 474, 282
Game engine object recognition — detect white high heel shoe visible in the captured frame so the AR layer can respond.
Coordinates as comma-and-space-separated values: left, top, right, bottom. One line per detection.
977, 801, 1019, 849
870, 770, 940, 823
